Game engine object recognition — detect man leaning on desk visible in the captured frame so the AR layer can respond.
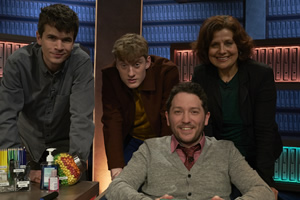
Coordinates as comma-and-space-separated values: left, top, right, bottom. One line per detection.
0, 4, 94, 182
106, 82, 275, 200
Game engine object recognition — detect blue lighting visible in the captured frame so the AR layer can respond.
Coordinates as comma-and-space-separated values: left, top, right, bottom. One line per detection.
273, 146, 300, 184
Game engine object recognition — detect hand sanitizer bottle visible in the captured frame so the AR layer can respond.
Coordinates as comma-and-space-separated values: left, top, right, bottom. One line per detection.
40, 148, 58, 190
48, 169, 59, 192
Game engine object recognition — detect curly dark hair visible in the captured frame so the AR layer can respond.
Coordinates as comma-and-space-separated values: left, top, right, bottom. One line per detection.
37, 4, 79, 41
166, 82, 208, 114
191, 15, 254, 64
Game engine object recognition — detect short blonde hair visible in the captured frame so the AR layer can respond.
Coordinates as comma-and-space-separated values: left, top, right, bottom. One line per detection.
112, 33, 148, 64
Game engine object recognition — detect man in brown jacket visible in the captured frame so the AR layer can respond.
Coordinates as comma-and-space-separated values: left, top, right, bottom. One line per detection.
101, 33, 179, 180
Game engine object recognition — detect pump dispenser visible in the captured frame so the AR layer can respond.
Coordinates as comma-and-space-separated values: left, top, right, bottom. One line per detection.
40, 148, 58, 190
46, 148, 55, 165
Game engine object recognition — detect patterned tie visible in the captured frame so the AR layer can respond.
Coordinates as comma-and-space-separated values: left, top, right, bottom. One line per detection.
178, 144, 201, 170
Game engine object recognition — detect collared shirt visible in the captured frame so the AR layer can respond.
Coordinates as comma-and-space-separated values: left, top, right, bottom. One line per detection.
0, 42, 95, 161
171, 134, 206, 164
132, 88, 155, 140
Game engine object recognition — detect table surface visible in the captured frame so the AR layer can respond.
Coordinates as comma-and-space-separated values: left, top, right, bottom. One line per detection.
0, 181, 99, 200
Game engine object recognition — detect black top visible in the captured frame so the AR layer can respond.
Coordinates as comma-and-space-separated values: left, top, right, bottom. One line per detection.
192, 59, 283, 187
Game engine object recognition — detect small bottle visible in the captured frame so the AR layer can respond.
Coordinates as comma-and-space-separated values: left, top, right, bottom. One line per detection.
40, 148, 58, 190
48, 169, 59, 192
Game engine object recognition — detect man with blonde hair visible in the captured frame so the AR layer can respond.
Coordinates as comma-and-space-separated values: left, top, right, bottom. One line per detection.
102, 33, 179, 180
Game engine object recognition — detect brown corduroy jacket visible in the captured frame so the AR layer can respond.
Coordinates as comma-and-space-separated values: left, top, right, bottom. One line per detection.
101, 55, 179, 169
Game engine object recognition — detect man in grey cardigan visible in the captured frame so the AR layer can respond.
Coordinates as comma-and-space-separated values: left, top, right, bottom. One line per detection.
106, 82, 275, 200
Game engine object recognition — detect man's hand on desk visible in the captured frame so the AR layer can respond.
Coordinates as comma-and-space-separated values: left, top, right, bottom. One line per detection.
211, 196, 224, 200
270, 187, 278, 200
155, 194, 174, 200
111, 168, 123, 180
30, 170, 41, 183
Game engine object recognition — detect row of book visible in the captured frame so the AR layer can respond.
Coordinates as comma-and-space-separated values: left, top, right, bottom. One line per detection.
267, 20, 300, 39
174, 47, 300, 82
276, 113, 300, 134
88, 47, 94, 63
268, 0, 300, 16
0, 21, 95, 44
251, 46, 300, 82
174, 50, 200, 82
143, 21, 299, 45
142, 24, 201, 43
277, 90, 300, 109
274, 146, 300, 183
143, 1, 243, 22
0, 42, 26, 76
149, 46, 171, 60
0, 0, 95, 23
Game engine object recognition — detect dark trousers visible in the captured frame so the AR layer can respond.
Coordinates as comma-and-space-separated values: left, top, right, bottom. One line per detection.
230, 184, 242, 199
123, 136, 144, 164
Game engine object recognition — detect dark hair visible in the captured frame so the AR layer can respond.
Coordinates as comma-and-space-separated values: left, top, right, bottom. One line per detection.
192, 15, 254, 64
112, 33, 149, 64
38, 4, 79, 41
166, 82, 208, 113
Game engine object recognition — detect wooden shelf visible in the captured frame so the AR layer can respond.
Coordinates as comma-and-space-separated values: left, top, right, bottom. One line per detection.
0, 33, 35, 44
253, 38, 300, 47
276, 82, 300, 90
275, 182, 300, 193
281, 136, 300, 147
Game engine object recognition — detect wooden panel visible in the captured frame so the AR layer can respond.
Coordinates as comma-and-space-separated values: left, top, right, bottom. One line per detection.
93, 0, 142, 194
0, 42, 4, 76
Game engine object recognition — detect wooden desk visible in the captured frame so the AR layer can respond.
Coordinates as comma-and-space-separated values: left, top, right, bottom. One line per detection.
0, 181, 99, 200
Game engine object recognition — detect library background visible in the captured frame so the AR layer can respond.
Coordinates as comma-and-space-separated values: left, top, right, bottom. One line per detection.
0, 0, 300, 199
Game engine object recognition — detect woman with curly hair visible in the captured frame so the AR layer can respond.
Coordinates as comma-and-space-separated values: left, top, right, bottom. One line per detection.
192, 15, 282, 200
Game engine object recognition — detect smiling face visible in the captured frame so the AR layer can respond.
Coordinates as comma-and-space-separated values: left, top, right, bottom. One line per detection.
36, 24, 74, 72
208, 28, 239, 73
165, 92, 210, 148
116, 56, 151, 89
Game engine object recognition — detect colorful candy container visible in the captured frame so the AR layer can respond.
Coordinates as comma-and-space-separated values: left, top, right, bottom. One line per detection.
54, 153, 81, 186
